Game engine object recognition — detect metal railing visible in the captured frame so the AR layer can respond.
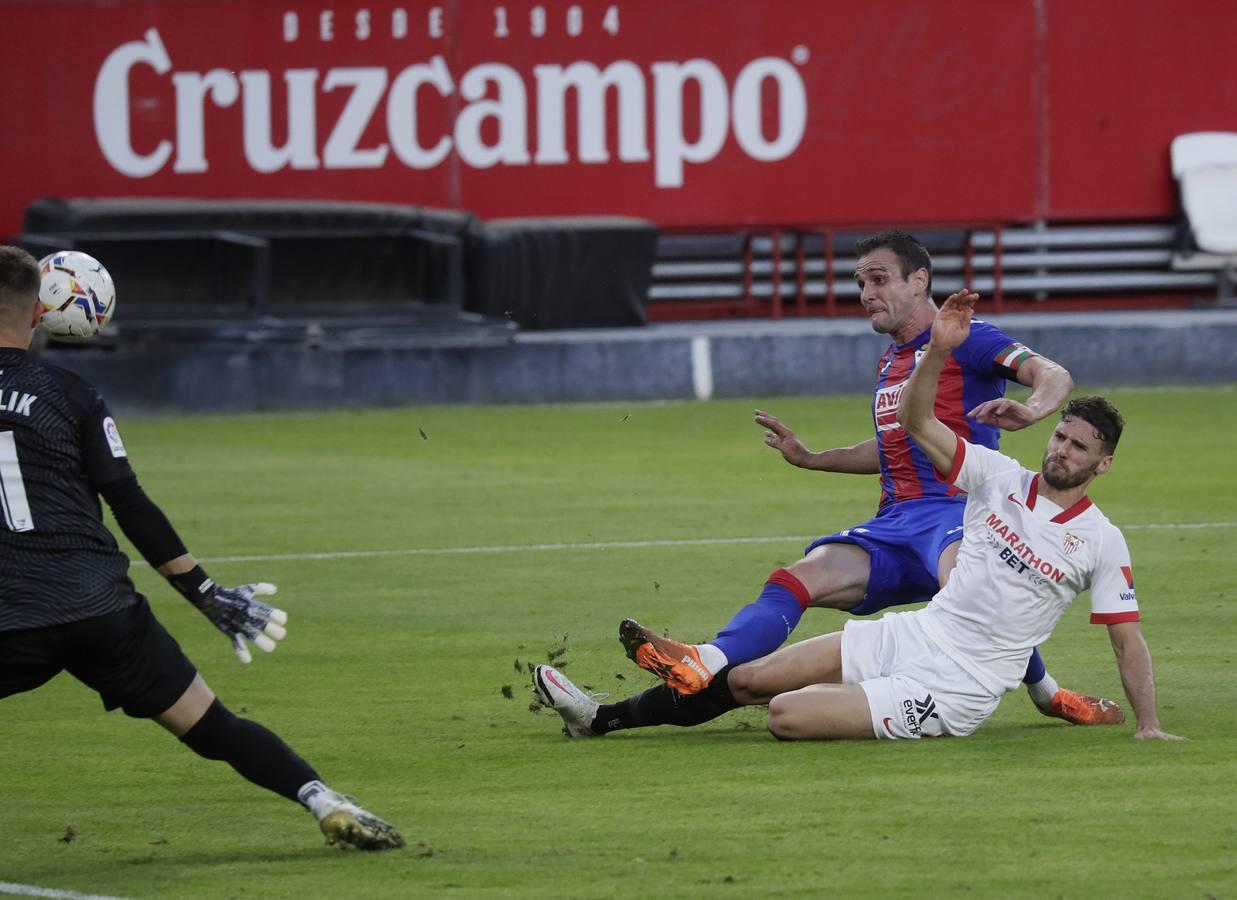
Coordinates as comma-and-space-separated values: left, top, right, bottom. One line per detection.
650, 223, 1217, 319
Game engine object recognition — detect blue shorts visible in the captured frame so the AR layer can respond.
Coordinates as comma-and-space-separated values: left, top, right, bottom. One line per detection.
806, 497, 966, 616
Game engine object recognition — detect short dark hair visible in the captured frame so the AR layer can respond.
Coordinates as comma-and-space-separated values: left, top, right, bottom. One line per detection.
0, 245, 41, 319
855, 229, 933, 296
1062, 395, 1124, 454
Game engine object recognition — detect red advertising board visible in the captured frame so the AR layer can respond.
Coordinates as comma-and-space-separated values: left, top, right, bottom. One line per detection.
1043, 0, 1237, 220
2, 0, 1235, 237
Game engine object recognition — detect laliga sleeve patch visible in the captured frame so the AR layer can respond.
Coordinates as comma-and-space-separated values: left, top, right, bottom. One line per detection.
103, 416, 127, 458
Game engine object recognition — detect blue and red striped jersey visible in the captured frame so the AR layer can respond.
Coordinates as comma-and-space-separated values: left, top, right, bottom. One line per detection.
871, 320, 1032, 510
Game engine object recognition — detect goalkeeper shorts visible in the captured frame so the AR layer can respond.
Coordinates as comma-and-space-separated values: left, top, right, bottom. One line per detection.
0, 596, 198, 718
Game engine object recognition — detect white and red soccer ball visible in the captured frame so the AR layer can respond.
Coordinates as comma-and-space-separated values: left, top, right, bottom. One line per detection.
37, 250, 117, 342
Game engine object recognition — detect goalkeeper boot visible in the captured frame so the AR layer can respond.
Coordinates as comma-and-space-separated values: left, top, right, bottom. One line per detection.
317, 792, 405, 850
619, 618, 713, 695
1042, 688, 1126, 726
533, 665, 600, 738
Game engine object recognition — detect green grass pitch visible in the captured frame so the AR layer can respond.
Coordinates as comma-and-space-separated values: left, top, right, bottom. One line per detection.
1, 386, 1235, 898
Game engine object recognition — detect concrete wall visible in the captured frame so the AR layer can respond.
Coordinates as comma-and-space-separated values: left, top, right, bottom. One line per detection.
43, 310, 1237, 413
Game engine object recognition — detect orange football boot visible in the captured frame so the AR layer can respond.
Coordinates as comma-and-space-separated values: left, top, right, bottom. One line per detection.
619, 618, 713, 695
1043, 688, 1126, 725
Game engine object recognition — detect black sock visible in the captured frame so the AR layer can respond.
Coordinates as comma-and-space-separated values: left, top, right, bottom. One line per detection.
179, 698, 319, 802
592, 667, 741, 734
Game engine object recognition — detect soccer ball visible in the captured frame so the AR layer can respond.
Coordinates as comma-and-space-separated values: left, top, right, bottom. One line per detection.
37, 250, 117, 342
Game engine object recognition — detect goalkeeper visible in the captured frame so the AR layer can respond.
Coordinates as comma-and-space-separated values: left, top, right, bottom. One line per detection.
0, 245, 402, 850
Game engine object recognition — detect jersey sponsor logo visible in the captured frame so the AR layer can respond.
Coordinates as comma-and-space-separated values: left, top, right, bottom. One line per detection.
1120, 565, 1134, 588
984, 513, 1065, 583
873, 381, 905, 432
902, 694, 939, 736
103, 417, 128, 458
1007, 492, 1023, 508
882, 716, 896, 737
0, 389, 37, 417
1062, 531, 1085, 555
913, 345, 929, 366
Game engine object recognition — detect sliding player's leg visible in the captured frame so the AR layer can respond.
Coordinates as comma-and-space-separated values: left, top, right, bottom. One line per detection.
619, 542, 871, 695
551, 632, 845, 739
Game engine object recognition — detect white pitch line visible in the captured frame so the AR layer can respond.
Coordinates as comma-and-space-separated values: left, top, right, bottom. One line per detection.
1125, 521, 1237, 530
185, 521, 1236, 565
0, 883, 131, 900
194, 535, 815, 564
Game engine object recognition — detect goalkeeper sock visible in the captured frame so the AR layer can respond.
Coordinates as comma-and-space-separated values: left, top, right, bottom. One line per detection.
180, 698, 319, 802
298, 781, 342, 819
592, 667, 742, 734
710, 569, 810, 665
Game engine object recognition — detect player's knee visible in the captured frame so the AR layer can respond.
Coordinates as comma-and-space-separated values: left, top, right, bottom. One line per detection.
766, 695, 803, 741
728, 664, 759, 705
729, 661, 781, 705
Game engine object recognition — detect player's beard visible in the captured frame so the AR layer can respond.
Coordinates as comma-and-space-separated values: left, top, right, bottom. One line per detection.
1040, 453, 1097, 490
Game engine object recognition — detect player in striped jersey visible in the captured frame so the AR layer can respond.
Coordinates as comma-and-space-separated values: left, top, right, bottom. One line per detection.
704, 288, 1180, 742
535, 231, 1121, 738
0, 246, 402, 850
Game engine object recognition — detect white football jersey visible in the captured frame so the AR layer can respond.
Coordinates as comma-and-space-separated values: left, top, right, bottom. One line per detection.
916, 437, 1139, 695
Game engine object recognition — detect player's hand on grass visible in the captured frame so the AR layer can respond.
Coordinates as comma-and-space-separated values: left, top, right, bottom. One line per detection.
1134, 725, 1185, 741
931, 289, 980, 352
755, 409, 814, 467
196, 582, 288, 664
968, 397, 1039, 431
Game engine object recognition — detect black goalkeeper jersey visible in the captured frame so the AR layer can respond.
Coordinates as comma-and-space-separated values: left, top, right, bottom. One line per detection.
0, 347, 139, 631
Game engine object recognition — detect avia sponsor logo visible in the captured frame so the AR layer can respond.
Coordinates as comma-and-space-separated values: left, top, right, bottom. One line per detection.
984, 513, 1066, 583
92, 28, 808, 187
874, 381, 905, 432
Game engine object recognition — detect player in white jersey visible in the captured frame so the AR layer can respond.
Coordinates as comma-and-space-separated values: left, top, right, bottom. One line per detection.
699, 289, 1181, 741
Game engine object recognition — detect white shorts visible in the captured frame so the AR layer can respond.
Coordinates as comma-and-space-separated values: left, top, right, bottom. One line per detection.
841, 611, 1000, 740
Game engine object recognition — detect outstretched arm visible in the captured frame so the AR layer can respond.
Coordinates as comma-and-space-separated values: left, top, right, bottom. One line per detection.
970, 354, 1074, 431
1107, 621, 1183, 740
100, 476, 287, 664
754, 410, 880, 474
896, 290, 981, 475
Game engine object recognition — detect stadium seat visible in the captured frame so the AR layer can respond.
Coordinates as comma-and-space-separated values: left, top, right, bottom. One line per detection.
1171, 132, 1237, 297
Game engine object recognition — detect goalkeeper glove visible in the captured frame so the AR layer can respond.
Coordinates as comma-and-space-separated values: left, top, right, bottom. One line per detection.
168, 566, 288, 664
